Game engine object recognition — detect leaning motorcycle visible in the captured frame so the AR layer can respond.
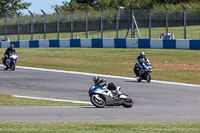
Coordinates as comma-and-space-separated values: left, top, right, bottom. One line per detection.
88, 85, 133, 108
134, 62, 152, 83
2, 54, 18, 71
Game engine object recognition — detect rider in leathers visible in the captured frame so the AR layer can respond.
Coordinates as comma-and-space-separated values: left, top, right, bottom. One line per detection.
93, 76, 120, 97
3, 44, 16, 66
134, 52, 150, 77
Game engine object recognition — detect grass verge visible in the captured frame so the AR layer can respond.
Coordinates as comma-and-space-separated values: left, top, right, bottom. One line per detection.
0, 122, 200, 133
0, 94, 90, 106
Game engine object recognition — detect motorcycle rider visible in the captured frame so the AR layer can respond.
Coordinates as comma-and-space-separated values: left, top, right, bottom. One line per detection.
93, 76, 121, 97
3, 44, 16, 66
134, 51, 151, 77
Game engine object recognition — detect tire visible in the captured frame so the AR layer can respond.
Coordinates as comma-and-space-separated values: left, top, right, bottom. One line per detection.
90, 94, 105, 108
4, 66, 8, 70
11, 64, 15, 71
146, 73, 151, 83
122, 98, 133, 108
137, 77, 142, 82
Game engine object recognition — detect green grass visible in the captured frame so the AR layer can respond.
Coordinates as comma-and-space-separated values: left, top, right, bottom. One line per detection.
0, 94, 90, 106
0, 122, 200, 132
0, 48, 199, 85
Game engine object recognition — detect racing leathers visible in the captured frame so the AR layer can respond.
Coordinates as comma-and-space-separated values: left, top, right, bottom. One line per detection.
3, 47, 16, 66
94, 78, 119, 97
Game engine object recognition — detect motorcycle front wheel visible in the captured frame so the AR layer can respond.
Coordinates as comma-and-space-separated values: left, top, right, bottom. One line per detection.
11, 64, 15, 71
90, 94, 105, 108
122, 98, 133, 108
146, 73, 151, 83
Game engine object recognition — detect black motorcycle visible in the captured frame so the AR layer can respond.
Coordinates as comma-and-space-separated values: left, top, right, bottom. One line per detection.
2, 54, 18, 71
134, 62, 152, 83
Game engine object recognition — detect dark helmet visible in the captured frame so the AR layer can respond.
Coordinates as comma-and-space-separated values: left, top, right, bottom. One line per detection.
107, 82, 116, 91
93, 76, 101, 84
140, 51, 145, 58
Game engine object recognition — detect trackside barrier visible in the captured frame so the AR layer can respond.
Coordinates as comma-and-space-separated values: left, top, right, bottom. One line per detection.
0, 39, 200, 50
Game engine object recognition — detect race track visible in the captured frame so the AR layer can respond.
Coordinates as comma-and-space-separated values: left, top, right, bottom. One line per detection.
0, 67, 200, 122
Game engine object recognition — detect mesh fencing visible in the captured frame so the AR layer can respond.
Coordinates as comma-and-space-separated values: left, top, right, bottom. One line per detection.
0, 9, 199, 41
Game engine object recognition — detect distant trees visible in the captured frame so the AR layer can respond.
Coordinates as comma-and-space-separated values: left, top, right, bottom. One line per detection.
0, 0, 31, 16
59, 0, 200, 10
61, 0, 199, 9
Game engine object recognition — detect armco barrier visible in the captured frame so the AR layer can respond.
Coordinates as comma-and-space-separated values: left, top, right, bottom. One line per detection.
0, 38, 200, 50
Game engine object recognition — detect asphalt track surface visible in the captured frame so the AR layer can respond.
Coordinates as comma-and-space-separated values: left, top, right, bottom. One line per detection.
0, 67, 200, 122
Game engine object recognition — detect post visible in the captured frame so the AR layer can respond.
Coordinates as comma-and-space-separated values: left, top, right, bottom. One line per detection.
99, 7, 103, 38
129, 5, 135, 38
56, 10, 60, 40
70, 10, 74, 39
148, 7, 152, 39
28, 10, 34, 40
85, 9, 88, 38
4, 16, 7, 38
17, 13, 20, 41
115, 6, 120, 38
163, 5, 168, 37
181, 5, 187, 39
41, 10, 46, 40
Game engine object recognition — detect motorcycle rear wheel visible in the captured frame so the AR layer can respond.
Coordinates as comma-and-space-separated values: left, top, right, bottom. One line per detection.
137, 77, 142, 82
90, 94, 105, 108
4, 66, 8, 70
122, 98, 133, 108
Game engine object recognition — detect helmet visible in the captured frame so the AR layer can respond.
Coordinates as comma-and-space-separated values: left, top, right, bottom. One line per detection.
10, 44, 14, 50
140, 51, 145, 58
10, 44, 14, 47
93, 76, 101, 84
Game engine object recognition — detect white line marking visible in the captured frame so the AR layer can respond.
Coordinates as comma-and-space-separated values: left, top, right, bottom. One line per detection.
13, 95, 92, 105
14, 65, 200, 87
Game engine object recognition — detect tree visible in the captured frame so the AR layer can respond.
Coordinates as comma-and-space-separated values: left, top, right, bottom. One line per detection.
0, 0, 31, 16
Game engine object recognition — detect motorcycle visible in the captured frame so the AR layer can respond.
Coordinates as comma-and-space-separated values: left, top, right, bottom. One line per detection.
88, 84, 133, 108
2, 54, 18, 71
134, 62, 152, 83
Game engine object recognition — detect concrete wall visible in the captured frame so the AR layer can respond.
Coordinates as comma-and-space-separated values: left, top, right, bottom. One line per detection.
0, 38, 200, 50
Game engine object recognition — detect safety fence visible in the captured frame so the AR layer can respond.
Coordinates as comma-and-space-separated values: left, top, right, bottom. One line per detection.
0, 8, 200, 41
0, 38, 200, 50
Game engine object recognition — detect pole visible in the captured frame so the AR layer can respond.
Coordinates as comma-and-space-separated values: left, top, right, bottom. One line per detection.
129, 5, 135, 38
70, 10, 74, 39
100, 8, 103, 38
163, 5, 168, 37
56, 10, 60, 40
41, 10, 46, 40
17, 13, 20, 41
181, 5, 187, 39
4, 16, 7, 38
115, 6, 120, 38
131, 9, 135, 38
85, 10, 88, 38
28, 10, 34, 40
148, 8, 152, 39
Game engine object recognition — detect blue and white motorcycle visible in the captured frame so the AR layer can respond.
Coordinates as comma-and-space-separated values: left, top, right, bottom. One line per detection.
2, 54, 18, 71
134, 62, 152, 83
89, 85, 133, 108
